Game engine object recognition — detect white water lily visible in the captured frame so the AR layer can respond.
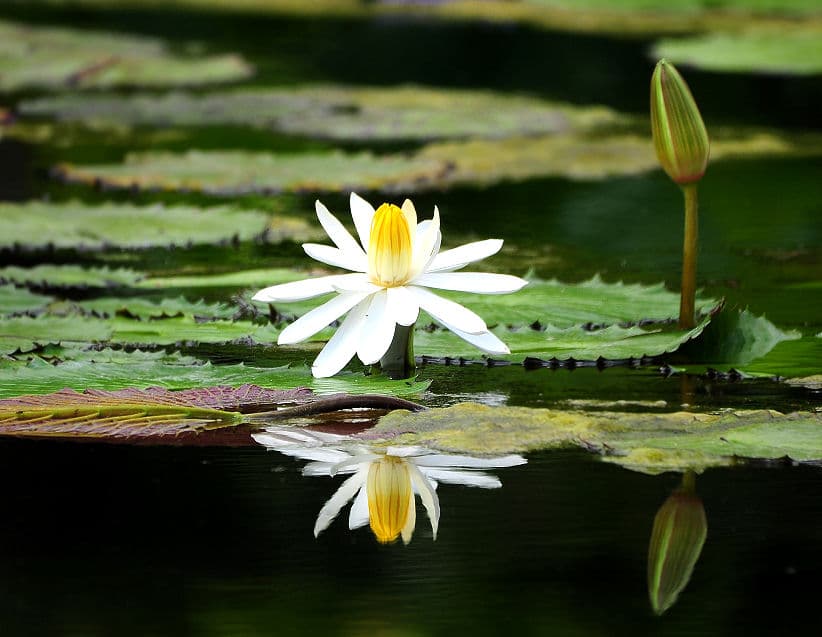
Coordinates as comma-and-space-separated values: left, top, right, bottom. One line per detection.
252, 193, 527, 377
253, 427, 527, 544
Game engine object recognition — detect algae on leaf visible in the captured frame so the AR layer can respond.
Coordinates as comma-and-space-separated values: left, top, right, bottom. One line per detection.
0, 18, 252, 91
370, 402, 822, 474
0, 200, 314, 250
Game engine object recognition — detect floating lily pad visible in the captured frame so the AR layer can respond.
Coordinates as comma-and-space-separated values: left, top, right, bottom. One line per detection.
54, 150, 447, 195
77, 296, 239, 320
0, 200, 313, 250
416, 132, 822, 186
653, 29, 822, 75
54, 130, 822, 194
370, 402, 822, 474
0, 315, 112, 355
20, 85, 621, 141
0, 264, 144, 289
0, 284, 53, 316
138, 267, 305, 290
0, 354, 428, 399
0, 18, 252, 92
414, 316, 712, 363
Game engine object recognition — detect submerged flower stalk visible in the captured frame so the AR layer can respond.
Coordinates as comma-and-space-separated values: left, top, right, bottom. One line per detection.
253, 193, 527, 378
650, 59, 710, 329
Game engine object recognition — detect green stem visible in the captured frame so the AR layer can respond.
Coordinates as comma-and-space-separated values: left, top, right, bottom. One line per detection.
378, 323, 416, 380
680, 470, 697, 495
679, 184, 699, 329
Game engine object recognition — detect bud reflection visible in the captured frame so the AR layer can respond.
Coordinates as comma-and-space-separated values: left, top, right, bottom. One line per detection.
647, 471, 708, 615
253, 427, 527, 545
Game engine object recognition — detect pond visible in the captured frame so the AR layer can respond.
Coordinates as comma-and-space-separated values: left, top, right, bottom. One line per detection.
0, 1, 820, 635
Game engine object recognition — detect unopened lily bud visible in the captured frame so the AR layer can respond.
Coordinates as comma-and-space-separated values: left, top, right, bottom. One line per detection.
647, 472, 707, 615
650, 59, 710, 185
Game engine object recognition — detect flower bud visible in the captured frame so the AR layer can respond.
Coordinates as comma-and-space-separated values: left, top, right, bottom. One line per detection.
650, 60, 710, 185
647, 472, 707, 615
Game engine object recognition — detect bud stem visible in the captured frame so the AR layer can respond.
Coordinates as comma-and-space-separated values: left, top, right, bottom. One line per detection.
679, 184, 698, 329
378, 323, 416, 380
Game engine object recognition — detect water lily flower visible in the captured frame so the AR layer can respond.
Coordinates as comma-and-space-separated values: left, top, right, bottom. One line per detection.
253, 427, 527, 544
252, 193, 527, 377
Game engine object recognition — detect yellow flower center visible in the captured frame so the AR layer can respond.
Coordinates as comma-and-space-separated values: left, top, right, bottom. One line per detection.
368, 203, 412, 287
367, 455, 413, 544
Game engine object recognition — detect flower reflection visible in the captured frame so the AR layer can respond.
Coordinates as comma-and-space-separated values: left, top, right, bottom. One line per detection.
647, 471, 707, 615
253, 427, 526, 544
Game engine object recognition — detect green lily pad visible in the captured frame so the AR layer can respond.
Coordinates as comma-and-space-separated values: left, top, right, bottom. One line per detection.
0, 264, 144, 289
0, 18, 252, 92
138, 267, 305, 290
54, 150, 447, 195
0, 353, 428, 399
653, 29, 822, 76
0, 284, 54, 316
20, 85, 621, 141
77, 296, 239, 320
675, 308, 800, 367
370, 402, 822, 474
414, 317, 712, 363
0, 200, 314, 250
54, 130, 822, 195
0, 315, 112, 355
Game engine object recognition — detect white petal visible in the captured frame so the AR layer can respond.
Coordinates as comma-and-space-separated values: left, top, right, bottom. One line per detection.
330, 272, 382, 294
400, 486, 417, 545
311, 299, 369, 378
350, 192, 376, 252
252, 276, 340, 303
356, 291, 397, 365
406, 286, 487, 335
313, 471, 366, 537
302, 243, 367, 272
330, 453, 380, 476
401, 198, 417, 231
413, 454, 527, 469
410, 207, 441, 277
348, 486, 370, 530
419, 468, 502, 489
278, 292, 370, 345
315, 200, 367, 259
414, 272, 527, 294
441, 322, 511, 355
409, 463, 439, 540
386, 286, 419, 327
427, 239, 504, 272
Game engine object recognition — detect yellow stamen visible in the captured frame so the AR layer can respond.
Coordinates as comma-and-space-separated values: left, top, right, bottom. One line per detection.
367, 456, 413, 544
368, 203, 412, 287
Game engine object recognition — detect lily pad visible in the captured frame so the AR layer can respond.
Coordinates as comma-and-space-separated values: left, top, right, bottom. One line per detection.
54, 150, 447, 195
0, 284, 53, 316
53, 130, 822, 194
0, 264, 144, 289
653, 29, 822, 76
77, 296, 239, 321
20, 85, 621, 141
414, 316, 712, 363
370, 402, 822, 474
0, 200, 314, 250
0, 315, 112, 355
0, 354, 429, 399
0, 18, 252, 91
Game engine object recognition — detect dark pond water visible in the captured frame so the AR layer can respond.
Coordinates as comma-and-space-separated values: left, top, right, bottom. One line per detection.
0, 3, 820, 636
1, 439, 821, 636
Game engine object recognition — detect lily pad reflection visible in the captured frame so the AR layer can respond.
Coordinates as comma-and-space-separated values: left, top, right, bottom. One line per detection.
253, 427, 526, 544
